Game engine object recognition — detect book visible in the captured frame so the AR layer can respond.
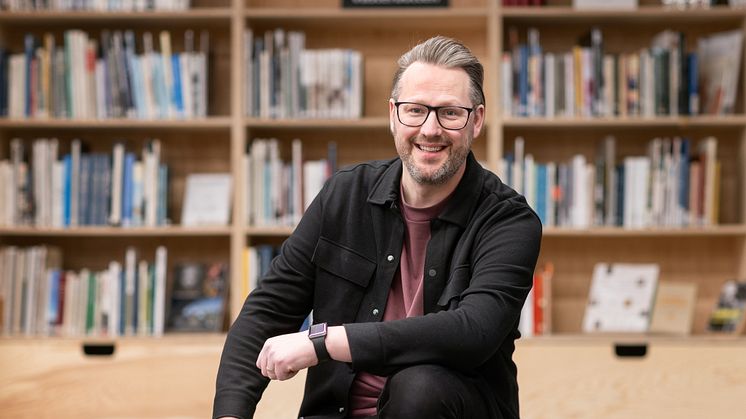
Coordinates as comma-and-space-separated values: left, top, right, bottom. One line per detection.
649, 282, 697, 335
181, 173, 232, 226
583, 263, 659, 333
167, 262, 228, 333
707, 280, 746, 334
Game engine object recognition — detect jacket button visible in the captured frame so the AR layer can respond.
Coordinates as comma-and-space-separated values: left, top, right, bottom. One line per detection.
428, 269, 437, 277
372, 308, 380, 316
387, 255, 394, 262
339, 407, 345, 413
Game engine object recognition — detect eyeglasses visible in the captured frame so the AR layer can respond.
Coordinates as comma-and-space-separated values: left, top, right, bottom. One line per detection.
394, 102, 474, 131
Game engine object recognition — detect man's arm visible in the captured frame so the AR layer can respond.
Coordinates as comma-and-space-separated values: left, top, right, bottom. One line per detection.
212, 185, 328, 419
345, 201, 541, 376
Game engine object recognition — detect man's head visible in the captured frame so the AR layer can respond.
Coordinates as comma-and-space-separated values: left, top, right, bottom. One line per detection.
389, 36, 485, 187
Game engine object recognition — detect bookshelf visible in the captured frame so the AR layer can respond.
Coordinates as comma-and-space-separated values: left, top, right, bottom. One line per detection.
1, 0, 746, 417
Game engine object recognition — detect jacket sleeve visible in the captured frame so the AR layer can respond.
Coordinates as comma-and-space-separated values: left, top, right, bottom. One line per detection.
344, 199, 542, 376
211, 184, 328, 419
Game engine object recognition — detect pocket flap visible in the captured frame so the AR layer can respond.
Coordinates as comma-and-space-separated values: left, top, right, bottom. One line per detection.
437, 266, 471, 306
312, 237, 376, 287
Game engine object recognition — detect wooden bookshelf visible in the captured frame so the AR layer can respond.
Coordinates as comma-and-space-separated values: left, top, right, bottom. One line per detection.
1, 0, 746, 417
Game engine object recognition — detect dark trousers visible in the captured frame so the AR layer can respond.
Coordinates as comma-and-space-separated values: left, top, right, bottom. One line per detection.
366, 364, 497, 419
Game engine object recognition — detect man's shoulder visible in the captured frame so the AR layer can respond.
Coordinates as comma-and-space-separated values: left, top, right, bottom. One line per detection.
330, 157, 399, 187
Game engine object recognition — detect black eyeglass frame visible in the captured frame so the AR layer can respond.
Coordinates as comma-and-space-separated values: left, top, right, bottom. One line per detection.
394, 101, 475, 131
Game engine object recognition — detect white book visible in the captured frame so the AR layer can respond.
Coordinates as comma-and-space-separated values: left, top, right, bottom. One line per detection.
570, 154, 589, 228
153, 246, 167, 337
107, 261, 122, 338
181, 173, 233, 226
160, 31, 175, 118
291, 139, 303, 224
544, 53, 555, 118
124, 247, 137, 336
583, 262, 659, 333
137, 259, 149, 336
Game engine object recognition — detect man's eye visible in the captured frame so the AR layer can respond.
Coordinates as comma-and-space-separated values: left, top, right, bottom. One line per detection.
407, 107, 426, 114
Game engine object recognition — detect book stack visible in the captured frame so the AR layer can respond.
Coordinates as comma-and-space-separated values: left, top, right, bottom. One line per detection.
245, 138, 336, 227
499, 135, 720, 228
1, 0, 192, 11
2, 29, 209, 120
0, 138, 169, 228
244, 29, 363, 119
0, 245, 168, 338
501, 27, 742, 118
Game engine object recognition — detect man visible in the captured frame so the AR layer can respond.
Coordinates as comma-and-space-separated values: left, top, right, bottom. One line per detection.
213, 35, 542, 419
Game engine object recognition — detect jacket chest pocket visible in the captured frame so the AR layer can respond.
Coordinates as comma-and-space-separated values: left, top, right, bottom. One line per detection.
437, 265, 471, 309
311, 237, 376, 322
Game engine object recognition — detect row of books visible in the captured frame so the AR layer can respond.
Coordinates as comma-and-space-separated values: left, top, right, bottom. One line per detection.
1, 0, 191, 10
0, 244, 231, 337
0, 246, 168, 337
244, 29, 364, 120
499, 135, 720, 228
0, 137, 168, 228
1, 29, 209, 120
245, 138, 336, 227
502, 27, 742, 118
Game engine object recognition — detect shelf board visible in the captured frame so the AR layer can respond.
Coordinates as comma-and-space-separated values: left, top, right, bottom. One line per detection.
245, 7, 489, 19
517, 333, 746, 345
0, 117, 233, 130
0, 8, 233, 22
245, 117, 389, 129
0, 333, 227, 345
0, 226, 232, 237
246, 226, 295, 236
500, 5, 744, 21
543, 225, 746, 237
502, 115, 746, 128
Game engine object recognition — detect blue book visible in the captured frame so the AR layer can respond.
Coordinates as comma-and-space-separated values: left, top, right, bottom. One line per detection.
47, 270, 61, 329
0, 48, 8, 116
122, 152, 135, 226
687, 52, 699, 115
63, 154, 72, 227
679, 138, 691, 214
157, 165, 168, 226
24, 34, 35, 117
171, 54, 183, 117
536, 164, 547, 225
518, 45, 529, 117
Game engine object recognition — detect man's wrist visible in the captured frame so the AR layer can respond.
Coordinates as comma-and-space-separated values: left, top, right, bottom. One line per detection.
326, 325, 352, 363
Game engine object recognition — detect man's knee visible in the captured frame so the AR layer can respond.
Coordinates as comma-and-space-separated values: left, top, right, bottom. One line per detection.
379, 365, 461, 418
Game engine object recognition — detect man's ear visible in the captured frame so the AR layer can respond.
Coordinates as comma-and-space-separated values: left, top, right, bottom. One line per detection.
472, 104, 485, 138
389, 99, 396, 135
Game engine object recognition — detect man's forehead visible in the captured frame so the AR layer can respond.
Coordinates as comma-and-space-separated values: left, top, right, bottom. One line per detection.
399, 62, 470, 98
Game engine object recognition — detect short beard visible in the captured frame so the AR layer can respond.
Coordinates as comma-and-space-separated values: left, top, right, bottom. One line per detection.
399, 135, 472, 186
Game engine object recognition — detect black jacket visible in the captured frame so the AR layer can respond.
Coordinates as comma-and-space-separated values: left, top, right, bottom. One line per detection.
213, 152, 542, 419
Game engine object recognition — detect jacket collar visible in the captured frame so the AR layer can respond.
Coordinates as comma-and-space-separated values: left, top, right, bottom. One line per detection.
367, 151, 484, 228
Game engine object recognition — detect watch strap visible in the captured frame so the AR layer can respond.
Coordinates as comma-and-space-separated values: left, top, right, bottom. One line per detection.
311, 334, 331, 363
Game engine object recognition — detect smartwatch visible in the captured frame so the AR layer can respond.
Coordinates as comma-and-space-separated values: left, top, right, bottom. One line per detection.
308, 322, 331, 363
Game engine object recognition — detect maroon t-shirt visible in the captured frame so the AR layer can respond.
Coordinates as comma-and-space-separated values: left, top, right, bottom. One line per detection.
347, 189, 450, 417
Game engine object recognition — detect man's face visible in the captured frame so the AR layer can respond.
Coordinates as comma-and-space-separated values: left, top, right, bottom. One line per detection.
389, 62, 484, 186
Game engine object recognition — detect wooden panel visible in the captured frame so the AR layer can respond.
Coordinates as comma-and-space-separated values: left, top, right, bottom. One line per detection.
0, 337, 308, 419
515, 340, 746, 419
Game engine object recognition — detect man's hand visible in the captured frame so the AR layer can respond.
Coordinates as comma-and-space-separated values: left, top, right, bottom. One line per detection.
256, 330, 317, 381
256, 326, 351, 381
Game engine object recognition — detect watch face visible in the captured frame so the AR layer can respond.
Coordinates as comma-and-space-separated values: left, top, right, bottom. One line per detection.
308, 322, 327, 338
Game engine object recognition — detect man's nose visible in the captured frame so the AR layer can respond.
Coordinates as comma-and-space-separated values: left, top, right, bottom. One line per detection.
419, 111, 442, 136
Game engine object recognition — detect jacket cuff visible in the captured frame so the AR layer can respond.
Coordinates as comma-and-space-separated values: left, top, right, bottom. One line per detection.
344, 322, 384, 371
